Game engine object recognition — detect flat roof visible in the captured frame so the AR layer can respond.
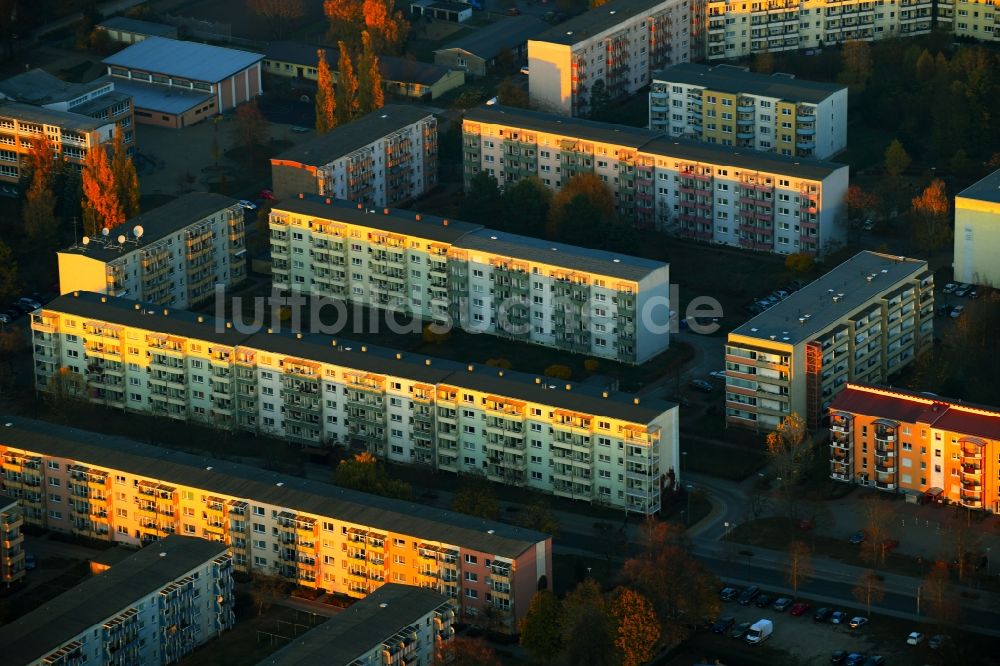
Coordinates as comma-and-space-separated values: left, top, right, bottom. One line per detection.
641, 136, 844, 181
72, 87, 132, 118
0, 417, 549, 558
97, 16, 177, 37
257, 585, 450, 665
654, 63, 845, 104
455, 227, 666, 281
465, 104, 659, 149
533, 0, 669, 45
108, 78, 213, 115
0, 69, 113, 106
831, 383, 1000, 441
58, 192, 237, 262
273, 105, 434, 167
103, 36, 263, 83
0, 100, 105, 132
41, 290, 675, 424
731, 251, 928, 346
956, 168, 1000, 205
437, 15, 550, 60
263, 42, 456, 86
0, 535, 226, 666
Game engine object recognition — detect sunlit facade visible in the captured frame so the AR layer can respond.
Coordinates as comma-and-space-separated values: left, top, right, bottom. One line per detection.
953, 170, 1000, 288
0, 494, 24, 588
952, 0, 999, 40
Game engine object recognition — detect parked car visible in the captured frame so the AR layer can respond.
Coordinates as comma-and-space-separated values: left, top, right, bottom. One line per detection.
519, 66, 530, 75
24, 553, 36, 570
813, 607, 832, 623
737, 585, 761, 605
950, 306, 966, 319
863, 657, 885, 666
849, 616, 869, 630
668, 394, 691, 407
937, 304, 953, 316
237, 199, 258, 210
290, 126, 309, 133
754, 594, 772, 609
719, 586, 739, 601
954, 286, 969, 297
928, 634, 948, 649
16, 296, 41, 310
830, 651, 848, 665
844, 654, 867, 666
772, 597, 792, 612
689, 379, 714, 393
830, 611, 848, 625
730, 621, 753, 639
745, 619, 773, 645
969, 289, 979, 299
506, 6, 521, 14
709, 370, 727, 380
849, 530, 866, 545
258, 189, 274, 200
0, 312, 12, 325
941, 282, 957, 294
906, 631, 924, 645
790, 601, 811, 616
880, 539, 900, 553
711, 616, 735, 634
774, 289, 790, 299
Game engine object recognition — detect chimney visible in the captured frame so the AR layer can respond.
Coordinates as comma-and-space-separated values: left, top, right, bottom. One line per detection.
395, 352, 402, 360
197, 315, 204, 323
325, 198, 331, 204
425, 359, 431, 366
226, 322, 232, 329
266, 327, 273, 334
361, 345, 367, 352
415, 214, 422, 221
383, 208, 389, 215
565, 384, 571, 391
162, 309, 168, 316
534, 377, 541, 384
357, 203, 363, 209
633, 398, 640, 405
134, 303, 140, 310
100, 296, 107, 303
296, 332, 302, 340
298, 193, 304, 199
467, 364, 473, 372
602, 391, 608, 398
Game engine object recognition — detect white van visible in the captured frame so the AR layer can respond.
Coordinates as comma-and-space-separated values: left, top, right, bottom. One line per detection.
745, 619, 773, 645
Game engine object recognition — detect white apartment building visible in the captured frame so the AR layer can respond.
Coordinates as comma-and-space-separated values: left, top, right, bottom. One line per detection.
953, 0, 999, 44
56, 192, 247, 309
271, 196, 671, 364
464, 104, 849, 257
649, 63, 847, 159
0, 417, 551, 630
271, 104, 438, 206
726, 251, 934, 431
258, 584, 456, 666
528, 0, 693, 116
704, 0, 934, 61
0, 535, 234, 666
32, 292, 679, 515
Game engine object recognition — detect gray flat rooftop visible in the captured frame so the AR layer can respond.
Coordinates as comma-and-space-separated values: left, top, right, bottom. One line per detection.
455, 227, 666, 282
58, 192, 237, 262
437, 15, 550, 60
109, 78, 212, 115
533, 0, 669, 45
97, 16, 177, 37
0, 68, 113, 106
465, 104, 659, 149
257, 585, 450, 665
273, 104, 434, 167
654, 63, 845, 104
72, 87, 132, 118
0, 416, 549, 559
0, 100, 105, 132
103, 36, 263, 83
956, 168, 1000, 205
0, 535, 226, 666
731, 251, 929, 346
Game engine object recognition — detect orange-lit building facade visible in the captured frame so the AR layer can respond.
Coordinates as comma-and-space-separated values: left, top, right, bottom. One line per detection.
0, 493, 25, 587
829, 383, 999, 512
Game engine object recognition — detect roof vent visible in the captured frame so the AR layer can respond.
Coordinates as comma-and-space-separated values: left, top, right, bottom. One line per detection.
415, 214, 422, 221
442, 219, 449, 226
425, 359, 431, 366
361, 346, 367, 352
566, 31, 573, 36
490, 235, 498, 240
498, 370, 504, 377
769, 334, 777, 340
798, 317, 806, 325
396, 353, 402, 360
197, 315, 204, 323
325, 198, 331, 204
535, 377, 541, 384
383, 208, 389, 214
134, 303, 141, 310
866, 276, 874, 282
468, 364, 474, 371
296, 332, 302, 340
226, 322, 232, 329
602, 391, 608, 398
159, 552, 167, 557
162, 309, 168, 316
633, 398, 640, 405
750, 327, 758, 332
565, 384, 570, 390
100, 296, 107, 303
357, 203, 363, 209
331, 340, 337, 347
298, 193, 304, 199
267, 327, 273, 334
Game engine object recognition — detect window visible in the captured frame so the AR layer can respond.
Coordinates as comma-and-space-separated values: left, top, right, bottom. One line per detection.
465, 571, 478, 582
465, 589, 478, 599
465, 554, 478, 565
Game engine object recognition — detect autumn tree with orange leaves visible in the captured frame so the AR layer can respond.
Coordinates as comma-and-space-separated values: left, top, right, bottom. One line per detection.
315, 48, 336, 133
335, 40, 360, 124
437, 637, 500, 666
22, 137, 59, 243
81, 144, 124, 236
247, 0, 304, 37
611, 587, 660, 666
358, 31, 384, 115
110, 128, 140, 220
911, 178, 951, 253
324, 0, 409, 54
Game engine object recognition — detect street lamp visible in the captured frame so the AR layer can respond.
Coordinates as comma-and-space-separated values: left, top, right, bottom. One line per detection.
681, 451, 688, 477
686, 483, 694, 525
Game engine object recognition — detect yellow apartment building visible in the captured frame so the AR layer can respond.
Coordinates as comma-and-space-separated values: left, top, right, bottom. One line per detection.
953, 0, 999, 40
953, 168, 1000, 288
829, 383, 1000, 512
0, 416, 551, 631
726, 251, 933, 431
0, 493, 25, 588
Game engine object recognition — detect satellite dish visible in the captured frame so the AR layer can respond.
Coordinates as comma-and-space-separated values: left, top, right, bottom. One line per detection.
82, 236, 90, 245
133, 225, 144, 239
101, 227, 110, 237
117, 234, 126, 244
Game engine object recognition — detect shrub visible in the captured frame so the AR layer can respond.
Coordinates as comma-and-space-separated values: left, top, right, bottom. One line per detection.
584, 359, 600, 372
785, 252, 816, 273
544, 364, 572, 380
485, 358, 512, 369
422, 324, 451, 344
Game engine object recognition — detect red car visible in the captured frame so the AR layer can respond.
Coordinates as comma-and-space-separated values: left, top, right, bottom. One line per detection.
506, 7, 521, 15
789, 602, 811, 616
880, 539, 900, 553
258, 188, 274, 200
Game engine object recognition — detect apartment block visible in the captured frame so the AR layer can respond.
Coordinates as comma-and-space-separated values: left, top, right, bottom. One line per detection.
0, 535, 234, 666
31, 292, 678, 515
270, 196, 670, 364
725, 251, 934, 431
704, 0, 934, 61
56, 192, 246, 308
952, 0, 999, 40
649, 63, 847, 159
270, 105, 438, 206
953, 169, 1000, 288
528, 0, 692, 116
0, 101, 117, 184
463, 105, 849, 256
829, 383, 1000, 513
0, 493, 25, 588
258, 584, 456, 665
0, 417, 552, 630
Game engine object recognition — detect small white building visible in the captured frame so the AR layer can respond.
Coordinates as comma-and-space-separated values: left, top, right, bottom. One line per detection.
0, 535, 235, 666
57, 192, 246, 308
953, 169, 1000, 288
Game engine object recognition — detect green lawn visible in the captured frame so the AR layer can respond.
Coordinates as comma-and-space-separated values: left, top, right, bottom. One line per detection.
682, 437, 767, 482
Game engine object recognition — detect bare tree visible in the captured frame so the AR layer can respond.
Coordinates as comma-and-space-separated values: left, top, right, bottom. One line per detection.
852, 569, 885, 616
250, 568, 285, 616
765, 413, 814, 518
861, 496, 893, 569
922, 561, 960, 627
785, 540, 814, 597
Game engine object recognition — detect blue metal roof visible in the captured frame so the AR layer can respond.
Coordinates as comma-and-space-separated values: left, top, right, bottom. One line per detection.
103, 36, 263, 84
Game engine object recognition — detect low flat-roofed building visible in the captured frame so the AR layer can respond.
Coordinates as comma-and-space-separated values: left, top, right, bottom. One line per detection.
434, 15, 549, 77
0, 493, 24, 588
96, 16, 179, 43
953, 169, 1000, 288
270, 105, 437, 205
409, 0, 474, 23
829, 383, 1000, 512
726, 251, 934, 430
0, 416, 551, 631
0, 534, 234, 666
103, 36, 263, 127
257, 584, 456, 665
56, 192, 246, 308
